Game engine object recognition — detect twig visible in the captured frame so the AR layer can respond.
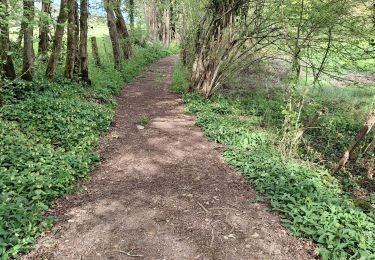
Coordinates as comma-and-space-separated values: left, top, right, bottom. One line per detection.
114, 249, 144, 258
210, 207, 241, 212
197, 202, 209, 213
210, 229, 215, 247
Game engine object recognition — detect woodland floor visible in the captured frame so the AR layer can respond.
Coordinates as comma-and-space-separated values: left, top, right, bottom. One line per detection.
23, 56, 313, 260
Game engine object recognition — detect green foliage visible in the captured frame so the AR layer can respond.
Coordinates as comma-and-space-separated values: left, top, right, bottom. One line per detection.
0, 44, 175, 259
170, 61, 189, 94
184, 93, 375, 259
137, 114, 150, 126
172, 63, 375, 259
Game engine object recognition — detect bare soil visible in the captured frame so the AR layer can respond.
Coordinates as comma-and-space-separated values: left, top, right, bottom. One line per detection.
23, 56, 313, 260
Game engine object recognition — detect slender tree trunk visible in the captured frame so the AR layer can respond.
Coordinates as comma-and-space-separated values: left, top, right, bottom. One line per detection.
104, 0, 121, 69
335, 110, 375, 172
129, 0, 134, 30
46, 0, 68, 80
16, 27, 23, 48
103, 41, 110, 59
0, 0, 16, 79
22, 0, 35, 81
91, 36, 101, 66
38, 0, 51, 62
144, 0, 157, 42
161, 3, 170, 47
114, 0, 132, 59
170, 3, 176, 42
64, 0, 77, 79
80, 0, 90, 83
73, 1, 80, 74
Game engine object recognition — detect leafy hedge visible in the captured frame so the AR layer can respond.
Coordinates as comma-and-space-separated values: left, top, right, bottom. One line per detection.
171, 64, 375, 259
0, 44, 177, 259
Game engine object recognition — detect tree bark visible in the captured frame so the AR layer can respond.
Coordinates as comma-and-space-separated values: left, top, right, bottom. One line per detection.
144, 0, 157, 42
80, 0, 90, 83
161, 5, 170, 47
190, 1, 241, 97
64, 0, 77, 79
0, 0, 16, 79
38, 0, 51, 62
91, 36, 101, 66
114, 0, 132, 59
74, 0, 80, 74
335, 110, 375, 172
46, 0, 68, 80
21, 0, 35, 81
104, 0, 122, 69
16, 27, 23, 49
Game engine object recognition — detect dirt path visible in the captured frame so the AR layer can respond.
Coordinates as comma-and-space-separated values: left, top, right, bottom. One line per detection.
25, 56, 312, 260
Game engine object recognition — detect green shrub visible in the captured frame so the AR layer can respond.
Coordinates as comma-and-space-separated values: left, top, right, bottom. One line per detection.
170, 62, 189, 94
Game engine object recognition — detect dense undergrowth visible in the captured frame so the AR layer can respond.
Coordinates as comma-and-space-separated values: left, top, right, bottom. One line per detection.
0, 44, 177, 259
171, 62, 375, 259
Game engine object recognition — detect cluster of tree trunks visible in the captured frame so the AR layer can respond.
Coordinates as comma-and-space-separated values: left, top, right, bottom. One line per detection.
191, 0, 246, 97
105, 0, 122, 69
114, 0, 132, 59
2, 0, 165, 81
104, 0, 133, 69
0, 0, 90, 82
143, 0, 172, 47
53, 0, 89, 82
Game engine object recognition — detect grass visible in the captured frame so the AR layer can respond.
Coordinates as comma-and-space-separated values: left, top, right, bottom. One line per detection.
171, 62, 189, 94
170, 63, 375, 259
0, 39, 177, 258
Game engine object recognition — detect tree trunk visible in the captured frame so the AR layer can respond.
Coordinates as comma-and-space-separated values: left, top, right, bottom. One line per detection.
103, 41, 110, 58
335, 110, 375, 172
91, 36, 101, 66
38, 0, 51, 62
144, 0, 157, 42
0, 0, 16, 80
114, 0, 132, 59
80, 0, 90, 83
46, 0, 68, 80
74, 0, 80, 74
170, 3, 176, 42
21, 0, 35, 81
129, 0, 134, 30
64, 0, 77, 79
16, 27, 23, 48
104, 0, 122, 69
161, 6, 170, 47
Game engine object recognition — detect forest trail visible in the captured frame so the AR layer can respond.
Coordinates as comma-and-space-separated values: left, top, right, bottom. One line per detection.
24, 56, 311, 260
